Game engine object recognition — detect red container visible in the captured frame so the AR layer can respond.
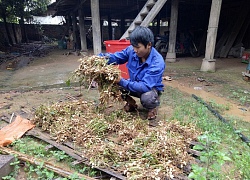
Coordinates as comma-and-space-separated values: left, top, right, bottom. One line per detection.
104, 39, 130, 79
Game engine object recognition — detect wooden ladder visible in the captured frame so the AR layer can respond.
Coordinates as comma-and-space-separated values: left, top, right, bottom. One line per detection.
120, 0, 168, 40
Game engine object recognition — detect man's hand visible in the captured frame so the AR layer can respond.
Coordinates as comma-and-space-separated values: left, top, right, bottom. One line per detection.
115, 76, 122, 84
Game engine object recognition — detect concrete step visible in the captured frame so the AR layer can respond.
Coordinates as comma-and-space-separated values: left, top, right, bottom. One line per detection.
0, 155, 15, 179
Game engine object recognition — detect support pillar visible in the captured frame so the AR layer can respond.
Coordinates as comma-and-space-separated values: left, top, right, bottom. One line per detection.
108, 14, 112, 40
91, 0, 102, 54
79, 8, 87, 51
72, 13, 81, 50
200, 0, 222, 72
166, 0, 179, 62
121, 16, 125, 36
156, 15, 160, 35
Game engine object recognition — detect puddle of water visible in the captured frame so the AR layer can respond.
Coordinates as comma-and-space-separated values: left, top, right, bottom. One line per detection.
165, 80, 250, 122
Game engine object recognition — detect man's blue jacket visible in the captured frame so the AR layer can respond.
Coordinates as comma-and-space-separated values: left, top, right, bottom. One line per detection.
100, 45, 165, 93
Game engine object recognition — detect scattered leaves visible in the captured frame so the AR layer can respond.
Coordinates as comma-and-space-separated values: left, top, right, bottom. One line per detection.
71, 55, 122, 104
32, 99, 201, 179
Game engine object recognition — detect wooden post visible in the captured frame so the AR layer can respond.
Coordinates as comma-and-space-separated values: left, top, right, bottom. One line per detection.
166, 0, 179, 62
121, 16, 125, 36
234, 11, 250, 46
78, 8, 87, 51
200, 0, 222, 72
70, 14, 76, 50
156, 15, 160, 35
72, 13, 81, 50
219, 2, 250, 58
12, 23, 18, 44
91, 0, 102, 54
108, 14, 112, 40
214, 20, 235, 57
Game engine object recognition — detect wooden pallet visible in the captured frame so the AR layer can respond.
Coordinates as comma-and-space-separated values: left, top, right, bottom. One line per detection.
0, 114, 202, 180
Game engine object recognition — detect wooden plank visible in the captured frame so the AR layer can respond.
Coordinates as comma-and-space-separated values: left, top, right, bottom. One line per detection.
26, 128, 127, 180
91, 0, 102, 54
234, 11, 250, 45
203, 0, 222, 61
187, 149, 201, 157
219, 1, 250, 57
0, 155, 15, 179
120, 0, 153, 39
140, 0, 168, 27
214, 20, 235, 57
1, 115, 200, 179
0, 115, 126, 180
0, 147, 96, 180
0, 103, 13, 110
26, 128, 84, 160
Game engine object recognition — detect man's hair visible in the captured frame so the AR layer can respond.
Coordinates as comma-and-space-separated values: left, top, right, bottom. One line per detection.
129, 26, 154, 47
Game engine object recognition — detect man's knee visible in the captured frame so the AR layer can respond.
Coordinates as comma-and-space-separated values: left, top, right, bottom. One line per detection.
140, 89, 160, 109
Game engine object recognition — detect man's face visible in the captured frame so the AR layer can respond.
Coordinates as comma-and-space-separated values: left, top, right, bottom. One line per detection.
132, 42, 151, 59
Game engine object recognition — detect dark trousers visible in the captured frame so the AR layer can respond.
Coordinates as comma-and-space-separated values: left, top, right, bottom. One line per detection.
120, 88, 161, 110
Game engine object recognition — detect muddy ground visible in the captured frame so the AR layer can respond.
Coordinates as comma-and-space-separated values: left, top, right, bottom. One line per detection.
0, 46, 249, 123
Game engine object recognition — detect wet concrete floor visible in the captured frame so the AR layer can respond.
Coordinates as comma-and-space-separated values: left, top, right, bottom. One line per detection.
0, 49, 85, 91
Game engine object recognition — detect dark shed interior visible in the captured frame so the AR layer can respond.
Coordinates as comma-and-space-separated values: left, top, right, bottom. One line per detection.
49, 0, 250, 55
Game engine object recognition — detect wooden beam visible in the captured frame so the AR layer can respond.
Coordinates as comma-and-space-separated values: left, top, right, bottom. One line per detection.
234, 11, 250, 45
200, 0, 222, 72
25, 127, 127, 179
0, 146, 96, 180
72, 12, 81, 50
204, 0, 222, 60
219, 1, 250, 57
79, 8, 88, 51
214, 20, 235, 57
91, 0, 102, 54
166, 0, 179, 62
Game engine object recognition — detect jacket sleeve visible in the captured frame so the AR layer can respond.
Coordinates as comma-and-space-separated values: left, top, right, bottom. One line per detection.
119, 60, 165, 93
99, 46, 133, 65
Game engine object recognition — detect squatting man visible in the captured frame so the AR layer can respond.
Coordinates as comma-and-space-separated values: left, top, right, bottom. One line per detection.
99, 26, 165, 120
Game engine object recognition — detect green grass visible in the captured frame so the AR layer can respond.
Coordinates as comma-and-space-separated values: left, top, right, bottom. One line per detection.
229, 88, 250, 106
3, 137, 98, 180
162, 86, 250, 179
